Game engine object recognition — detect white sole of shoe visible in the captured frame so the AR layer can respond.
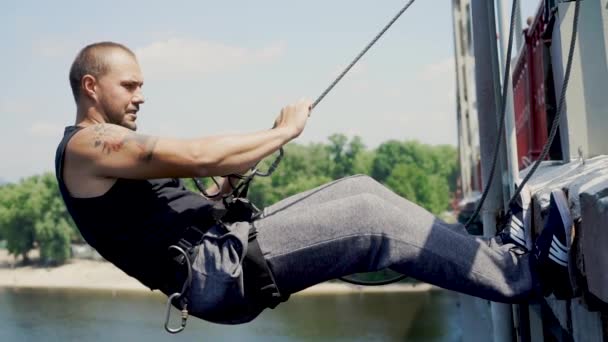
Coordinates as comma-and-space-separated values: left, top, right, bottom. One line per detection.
514, 181, 533, 250
551, 189, 574, 247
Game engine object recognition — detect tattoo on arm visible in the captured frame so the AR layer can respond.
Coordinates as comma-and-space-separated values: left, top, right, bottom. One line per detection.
92, 124, 158, 162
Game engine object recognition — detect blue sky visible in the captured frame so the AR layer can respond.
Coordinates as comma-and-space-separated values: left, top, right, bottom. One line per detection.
0, 1, 540, 182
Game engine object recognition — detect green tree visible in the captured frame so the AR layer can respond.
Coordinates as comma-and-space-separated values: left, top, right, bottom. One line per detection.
351, 148, 374, 175
372, 141, 440, 181
34, 173, 78, 264
327, 134, 368, 179
0, 173, 77, 264
431, 144, 459, 194
0, 183, 8, 242
249, 142, 332, 207
0, 178, 39, 262
385, 164, 450, 215
188, 136, 456, 213
371, 140, 457, 214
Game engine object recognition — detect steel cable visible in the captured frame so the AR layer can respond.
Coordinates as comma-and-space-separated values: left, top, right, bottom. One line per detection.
464, 0, 520, 228
506, 1, 581, 209
465, 0, 581, 228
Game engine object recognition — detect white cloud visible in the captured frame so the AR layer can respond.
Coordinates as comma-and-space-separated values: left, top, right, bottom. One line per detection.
28, 122, 64, 138
418, 58, 455, 81
135, 38, 285, 80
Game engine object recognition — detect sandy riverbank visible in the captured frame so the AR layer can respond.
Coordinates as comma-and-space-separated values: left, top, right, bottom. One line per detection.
0, 249, 433, 295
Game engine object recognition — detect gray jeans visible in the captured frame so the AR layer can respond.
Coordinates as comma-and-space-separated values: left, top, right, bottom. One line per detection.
187, 175, 535, 324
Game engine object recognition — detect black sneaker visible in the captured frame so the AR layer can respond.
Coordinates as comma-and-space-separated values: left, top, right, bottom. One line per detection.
532, 189, 575, 299
497, 183, 532, 251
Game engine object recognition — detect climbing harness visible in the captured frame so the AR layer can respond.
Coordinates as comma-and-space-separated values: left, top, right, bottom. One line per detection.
466, 0, 582, 228
164, 186, 285, 333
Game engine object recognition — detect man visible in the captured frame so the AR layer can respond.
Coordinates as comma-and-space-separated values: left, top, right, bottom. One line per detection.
56, 41, 574, 325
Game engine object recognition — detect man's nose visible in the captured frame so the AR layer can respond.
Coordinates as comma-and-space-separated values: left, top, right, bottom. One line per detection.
133, 89, 145, 104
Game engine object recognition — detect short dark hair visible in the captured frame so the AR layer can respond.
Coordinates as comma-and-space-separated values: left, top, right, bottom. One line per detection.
69, 41, 135, 102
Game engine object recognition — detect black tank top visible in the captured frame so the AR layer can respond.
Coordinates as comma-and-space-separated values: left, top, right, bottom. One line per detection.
54, 125, 218, 290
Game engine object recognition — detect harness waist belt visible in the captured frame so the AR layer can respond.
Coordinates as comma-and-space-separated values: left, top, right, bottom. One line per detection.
172, 224, 288, 309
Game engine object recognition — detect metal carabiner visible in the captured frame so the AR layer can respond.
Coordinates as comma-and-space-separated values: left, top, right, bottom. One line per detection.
164, 292, 189, 334
163, 245, 194, 334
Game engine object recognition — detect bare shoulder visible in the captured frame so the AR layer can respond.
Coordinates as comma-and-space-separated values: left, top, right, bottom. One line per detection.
63, 123, 160, 196
68, 123, 158, 162
65, 123, 198, 180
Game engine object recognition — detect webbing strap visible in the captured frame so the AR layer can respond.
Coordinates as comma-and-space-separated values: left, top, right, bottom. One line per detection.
242, 228, 287, 309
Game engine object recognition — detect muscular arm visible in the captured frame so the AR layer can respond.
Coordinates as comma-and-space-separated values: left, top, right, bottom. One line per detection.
69, 123, 294, 180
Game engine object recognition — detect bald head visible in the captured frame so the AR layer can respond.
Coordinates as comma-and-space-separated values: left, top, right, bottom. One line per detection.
69, 42, 136, 103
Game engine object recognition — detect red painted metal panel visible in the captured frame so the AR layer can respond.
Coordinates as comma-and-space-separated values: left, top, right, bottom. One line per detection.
512, 44, 532, 169
527, 4, 550, 163
511, 1, 551, 170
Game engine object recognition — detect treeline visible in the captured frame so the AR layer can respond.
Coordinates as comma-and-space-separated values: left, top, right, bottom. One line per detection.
0, 173, 78, 265
246, 134, 458, 215
0, 134, 458, 265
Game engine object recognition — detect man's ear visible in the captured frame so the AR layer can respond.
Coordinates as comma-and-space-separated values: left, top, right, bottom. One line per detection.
82, 74, 98, 102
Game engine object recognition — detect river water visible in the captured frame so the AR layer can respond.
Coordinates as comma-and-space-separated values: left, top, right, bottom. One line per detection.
0, 287, 467, 341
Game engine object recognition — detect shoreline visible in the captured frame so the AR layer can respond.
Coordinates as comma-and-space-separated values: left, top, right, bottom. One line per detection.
0, 250, 434, 295
0, 282, 435, 297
